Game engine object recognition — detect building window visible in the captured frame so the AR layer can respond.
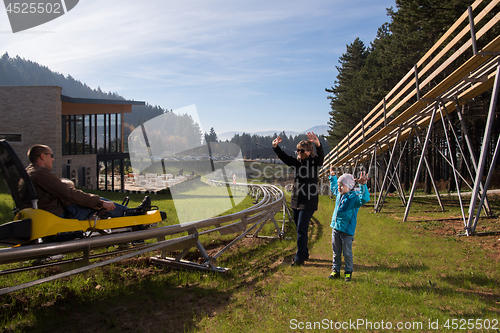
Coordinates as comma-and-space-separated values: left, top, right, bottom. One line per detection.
84, 115, 92, 154
97, 158, 127, 191
62, 113, 122, 155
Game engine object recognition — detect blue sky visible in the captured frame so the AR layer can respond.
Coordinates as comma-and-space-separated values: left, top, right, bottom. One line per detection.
1, 0, 396, 136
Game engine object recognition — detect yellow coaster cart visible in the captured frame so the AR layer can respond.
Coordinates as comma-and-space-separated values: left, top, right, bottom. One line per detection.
0, 139, 165, 247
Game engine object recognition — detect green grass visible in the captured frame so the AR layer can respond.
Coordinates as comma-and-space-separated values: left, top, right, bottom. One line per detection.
1, 186, 499, 332
188, 198, 500, 333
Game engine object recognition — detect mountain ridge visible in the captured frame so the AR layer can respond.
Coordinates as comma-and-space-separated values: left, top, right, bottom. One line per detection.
218, 125, 328, 141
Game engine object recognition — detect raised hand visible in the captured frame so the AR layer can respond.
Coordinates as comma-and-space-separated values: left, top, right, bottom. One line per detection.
272, 136, 282, 147
306, 132, 320, 147
355, 171, 369, 185
329, 164, 335, 176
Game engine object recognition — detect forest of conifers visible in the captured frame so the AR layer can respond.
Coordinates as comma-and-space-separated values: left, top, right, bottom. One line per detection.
326, 0, 500, 193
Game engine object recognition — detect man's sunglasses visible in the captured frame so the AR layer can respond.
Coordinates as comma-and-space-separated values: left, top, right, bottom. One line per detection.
296, 149, 307, 154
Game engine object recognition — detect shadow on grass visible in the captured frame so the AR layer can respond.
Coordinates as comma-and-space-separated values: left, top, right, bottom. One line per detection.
7, 278, 233, 333
442, 272, 500, 291
308, 215, 323, 249
398, 282, 500, 311
3, 233, 295, 332
354, 263, 429, 274
280, 214, 325, 267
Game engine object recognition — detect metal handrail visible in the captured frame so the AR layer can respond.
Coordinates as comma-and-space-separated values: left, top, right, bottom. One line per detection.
0, 183, 287, 294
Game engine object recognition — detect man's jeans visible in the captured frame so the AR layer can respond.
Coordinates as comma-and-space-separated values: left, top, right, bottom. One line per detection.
332, 228, 354, 273
62, 198, 129, 220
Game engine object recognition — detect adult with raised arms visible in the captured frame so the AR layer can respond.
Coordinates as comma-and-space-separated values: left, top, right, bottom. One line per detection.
272, 132, 324, 266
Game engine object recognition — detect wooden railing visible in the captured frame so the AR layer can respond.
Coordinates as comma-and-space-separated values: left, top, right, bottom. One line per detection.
321, 0, 500, 175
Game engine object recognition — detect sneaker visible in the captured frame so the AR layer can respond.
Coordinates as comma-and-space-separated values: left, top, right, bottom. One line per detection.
328, 271, 341, 280
136, 196, 151, 211
345, 272, 352, 282
123, 196, 152, 216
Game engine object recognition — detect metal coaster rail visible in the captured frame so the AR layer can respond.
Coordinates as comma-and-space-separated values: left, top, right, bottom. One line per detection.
0, 183, 287, 295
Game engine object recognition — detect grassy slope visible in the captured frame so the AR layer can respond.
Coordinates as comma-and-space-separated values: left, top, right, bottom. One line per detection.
193, 196, 500, 332
1, 192, 499, 332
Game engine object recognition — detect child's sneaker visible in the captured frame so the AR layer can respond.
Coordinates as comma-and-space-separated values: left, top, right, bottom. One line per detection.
328, 271, 341, 280
345, 272, 352, 282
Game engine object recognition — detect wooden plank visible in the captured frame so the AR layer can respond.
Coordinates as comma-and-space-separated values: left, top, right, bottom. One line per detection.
420, 16, 500, 97
423, 37, 500, 99
324, 1, 500, 170
416, 0, 485, 68
416, 0, 492, 81
332, 38, 500, 166
416, 0, 495, 73
332, 71, 498, 167
327, 0, 495, 159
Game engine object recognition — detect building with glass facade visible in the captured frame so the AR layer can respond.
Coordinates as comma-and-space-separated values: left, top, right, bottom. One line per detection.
0, 86, 144, 191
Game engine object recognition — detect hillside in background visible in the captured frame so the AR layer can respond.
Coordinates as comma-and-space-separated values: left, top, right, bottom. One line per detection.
0, 52, 167, 128
0, 52, 329, 145
218, 125, 328, 142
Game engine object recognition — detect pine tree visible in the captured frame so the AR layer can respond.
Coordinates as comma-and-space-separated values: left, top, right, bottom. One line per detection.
205, 127, 218, 143
325, 38, 369, 147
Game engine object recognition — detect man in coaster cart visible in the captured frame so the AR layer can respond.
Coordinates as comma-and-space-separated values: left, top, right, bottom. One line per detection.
22, 144, 152, 220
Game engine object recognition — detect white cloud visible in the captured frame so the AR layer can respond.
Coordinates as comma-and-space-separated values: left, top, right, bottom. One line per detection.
1, 0, 395, 133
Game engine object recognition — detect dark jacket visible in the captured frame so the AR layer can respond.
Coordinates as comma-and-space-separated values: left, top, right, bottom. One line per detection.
24, 164, 103, 216
273, 144, 324, 211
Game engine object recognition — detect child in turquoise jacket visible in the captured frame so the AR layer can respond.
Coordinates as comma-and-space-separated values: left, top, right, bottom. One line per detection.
328, 164, 370, 281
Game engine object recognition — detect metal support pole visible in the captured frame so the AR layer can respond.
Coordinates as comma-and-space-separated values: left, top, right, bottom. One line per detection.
438, 100, 466, 225
373, 144, 378, 212
367, 146, 376, 204
375, 131, 401, 213
471, 132, 500, 233
414, 126, 445, 212
375, 132, 410, 212
455, 100, 479, 178
454, 98, 491, 216
382, 137, 407, 203
468, 6, 478, 56
383, 98, 387, 127
394, 136, 411, 206
466, 59, 500, 234
443, 100, 492, 220
367, 145, 375, 179
353, 157, 359, 174
404, 103, 438, 222
415, 65, 421, 101
391, 140, 408, 206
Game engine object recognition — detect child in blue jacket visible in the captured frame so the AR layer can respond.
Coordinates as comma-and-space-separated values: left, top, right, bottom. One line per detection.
328, 164, 370, 281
